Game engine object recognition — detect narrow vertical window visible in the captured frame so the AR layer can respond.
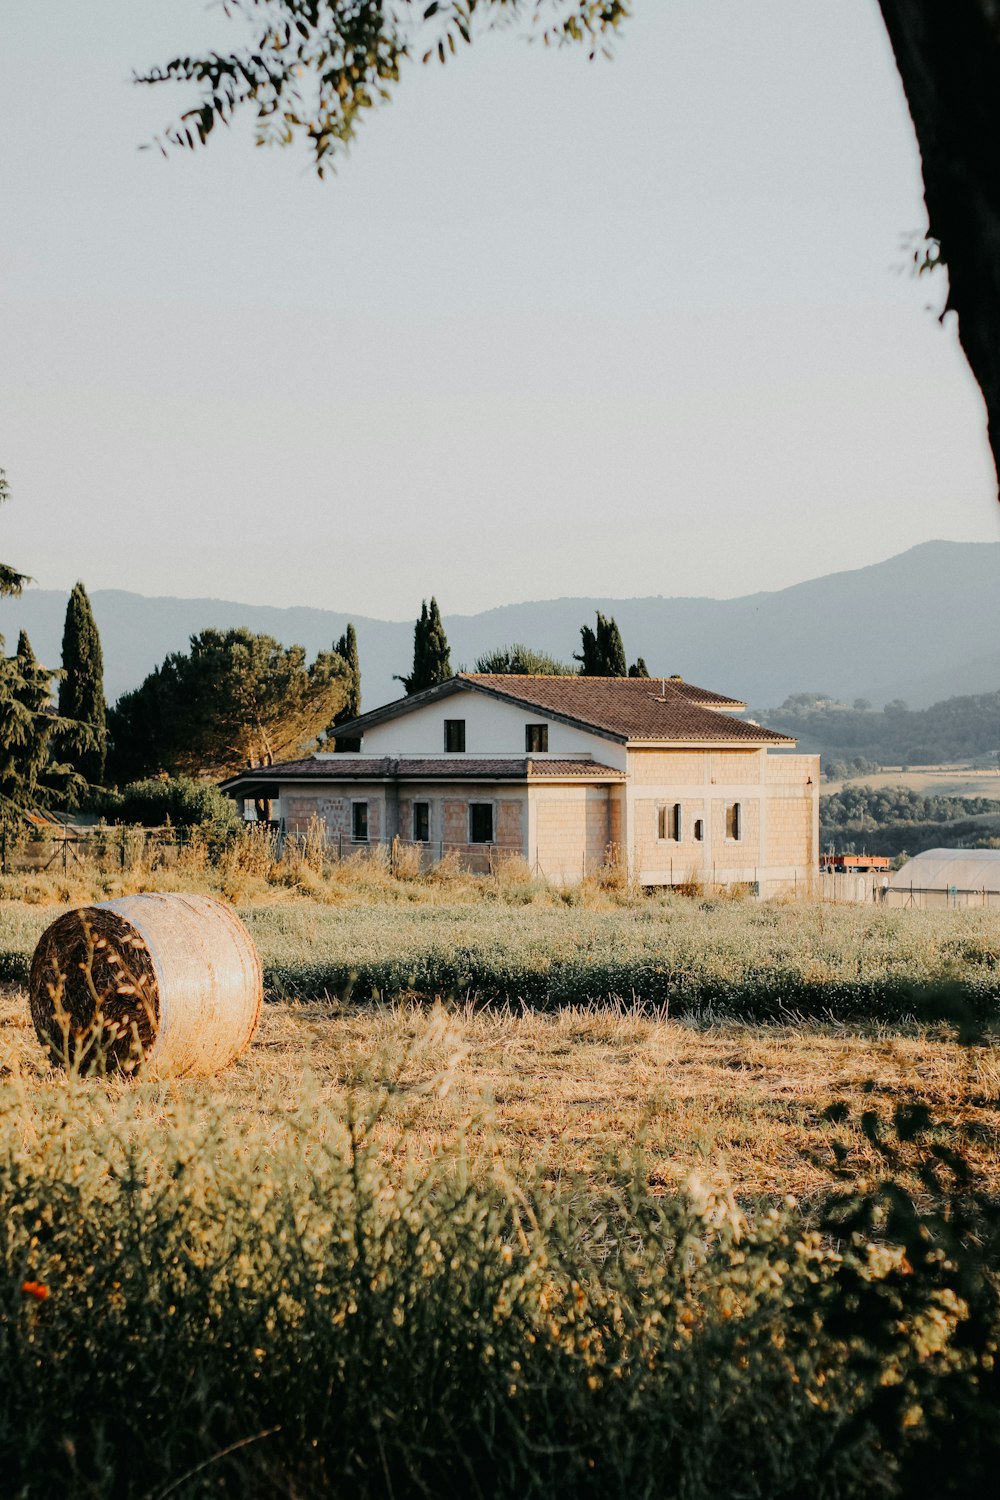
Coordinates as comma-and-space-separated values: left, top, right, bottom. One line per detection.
352, 801, 368, 842
726, 803, 742, 841
444, 719, 466, 752
413, 801, 430, 842
694, 818, 704, 843
658, 803, 683, 841
469, 804, 494, 843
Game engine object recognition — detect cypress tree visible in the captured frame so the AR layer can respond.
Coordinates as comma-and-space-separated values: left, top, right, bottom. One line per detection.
598, 613, 628, 676
575, 612, 628, 675
575, 622, 599, 675
628, 657, 650, 679
395, 598, 453, 695
58, 582, 106, 785
423, 597, 452, 685
331, 623, 362, 751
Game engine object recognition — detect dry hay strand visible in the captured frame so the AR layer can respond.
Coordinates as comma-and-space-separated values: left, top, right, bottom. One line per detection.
29, 905, 158, 1073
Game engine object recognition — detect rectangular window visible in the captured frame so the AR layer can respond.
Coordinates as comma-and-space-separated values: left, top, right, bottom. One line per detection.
469, 803, 493, 844
444, 719, 466, 753
413, 801, 430, 842
352, 801, 368, 842
726, 802, 742, 841
525, 723, 548, 753
693, 818, 704, 843
658, 803, 682, 841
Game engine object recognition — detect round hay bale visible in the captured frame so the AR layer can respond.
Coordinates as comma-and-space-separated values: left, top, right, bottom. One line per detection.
29, 893, 262, 1077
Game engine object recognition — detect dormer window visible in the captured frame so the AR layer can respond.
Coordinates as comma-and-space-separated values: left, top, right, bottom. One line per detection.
525, 723, 548, 753
444, 719, 466, 753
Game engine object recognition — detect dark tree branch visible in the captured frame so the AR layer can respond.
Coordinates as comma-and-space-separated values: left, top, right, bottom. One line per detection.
879, 0, 1000, 496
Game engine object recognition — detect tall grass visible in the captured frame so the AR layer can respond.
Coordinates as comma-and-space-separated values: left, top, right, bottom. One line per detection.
1, 1068, 998, 1498
2, 899, 998, 1023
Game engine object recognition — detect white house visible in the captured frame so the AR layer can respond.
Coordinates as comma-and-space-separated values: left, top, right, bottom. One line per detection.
221, 673, 819, 895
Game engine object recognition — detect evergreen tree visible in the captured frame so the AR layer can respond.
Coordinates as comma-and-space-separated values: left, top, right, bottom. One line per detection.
474, 643, 574, 675
395, 597, 452, 695
107, 628, 350, 787
331, 623, 362, 751
600, 614, 628, 676
628, 657, 650, 679
59, 582, 107, 786
575, 612, 628, 676
575, 622, 599, 675
0, 469, 30, 600
0, 632, 85, 821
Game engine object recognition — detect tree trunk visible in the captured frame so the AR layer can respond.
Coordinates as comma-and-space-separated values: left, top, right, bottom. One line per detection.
878, 0, 1000, 495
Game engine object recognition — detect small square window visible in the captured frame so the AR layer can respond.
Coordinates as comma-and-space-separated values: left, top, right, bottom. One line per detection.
525, 723, 548, 753
444, 719, 466, 752
352, 801, 368, 842
469, 803, 493, 843
413, 801, 430, 842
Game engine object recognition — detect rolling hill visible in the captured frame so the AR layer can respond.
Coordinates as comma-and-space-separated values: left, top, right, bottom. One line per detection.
0, 539, 996, 712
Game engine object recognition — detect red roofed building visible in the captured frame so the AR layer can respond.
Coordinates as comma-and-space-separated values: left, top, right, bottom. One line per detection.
221, 674, 819, 895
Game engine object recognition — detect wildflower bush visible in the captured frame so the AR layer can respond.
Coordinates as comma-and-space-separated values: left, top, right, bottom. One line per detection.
1, 1076, 998, 1499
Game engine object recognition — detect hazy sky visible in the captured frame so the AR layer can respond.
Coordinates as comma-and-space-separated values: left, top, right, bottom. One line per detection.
2, 0, 998, 621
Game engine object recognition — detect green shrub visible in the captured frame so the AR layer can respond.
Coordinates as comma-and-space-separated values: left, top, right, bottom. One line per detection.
0, 1084, 997, 1498
104, 776, 242, 837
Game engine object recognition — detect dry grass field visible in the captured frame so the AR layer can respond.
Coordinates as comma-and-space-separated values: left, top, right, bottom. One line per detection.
8, 991, 998, 1203
823, 763, 1000, 798
3, 884, 1000, 1496
3, 890, 999, 1204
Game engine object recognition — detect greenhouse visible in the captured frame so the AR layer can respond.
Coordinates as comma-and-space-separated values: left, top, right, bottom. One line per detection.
886, 847, 1000, 909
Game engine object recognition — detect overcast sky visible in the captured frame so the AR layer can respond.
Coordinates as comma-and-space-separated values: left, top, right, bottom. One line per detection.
1, 0, 998, 622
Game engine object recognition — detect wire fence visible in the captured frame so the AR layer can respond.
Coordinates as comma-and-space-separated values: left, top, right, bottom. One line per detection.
0, 825, 206, 877
0, 824, 531, 880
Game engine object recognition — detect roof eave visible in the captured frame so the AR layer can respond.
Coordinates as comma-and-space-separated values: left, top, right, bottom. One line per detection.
624, 735, 797, 748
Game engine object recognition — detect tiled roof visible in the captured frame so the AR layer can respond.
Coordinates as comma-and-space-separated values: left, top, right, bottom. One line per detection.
329, 673, 793, 747
458, 676, 789, 744
220, 756, 626, 792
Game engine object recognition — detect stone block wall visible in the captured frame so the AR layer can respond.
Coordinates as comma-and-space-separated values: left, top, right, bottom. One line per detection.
531, 787, 613, 883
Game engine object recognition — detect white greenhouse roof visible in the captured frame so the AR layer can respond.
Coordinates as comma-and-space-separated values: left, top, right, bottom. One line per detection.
888, 847, 1000, 893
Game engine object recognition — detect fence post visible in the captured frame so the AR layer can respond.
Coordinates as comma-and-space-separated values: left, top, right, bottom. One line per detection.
121, 827, 127, 870
1, 826, 5, 875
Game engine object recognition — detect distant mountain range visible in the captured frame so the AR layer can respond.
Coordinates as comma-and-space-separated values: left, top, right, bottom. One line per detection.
0, 540, 997, 712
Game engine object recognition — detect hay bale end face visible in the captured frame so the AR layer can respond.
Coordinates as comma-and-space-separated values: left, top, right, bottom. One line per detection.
29, 893, 262, 1077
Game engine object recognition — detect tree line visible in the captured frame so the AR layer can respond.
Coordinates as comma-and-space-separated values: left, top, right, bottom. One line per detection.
0, 510, 663, 824
396, 597, 651, 695
820, 782, 1000, 860
760, 691, 1000, 769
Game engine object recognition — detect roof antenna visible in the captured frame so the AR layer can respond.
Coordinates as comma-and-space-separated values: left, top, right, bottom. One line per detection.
661, 678, 665, 696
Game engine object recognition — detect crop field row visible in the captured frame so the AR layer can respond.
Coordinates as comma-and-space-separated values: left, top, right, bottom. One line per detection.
3, 896, 999, 1021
